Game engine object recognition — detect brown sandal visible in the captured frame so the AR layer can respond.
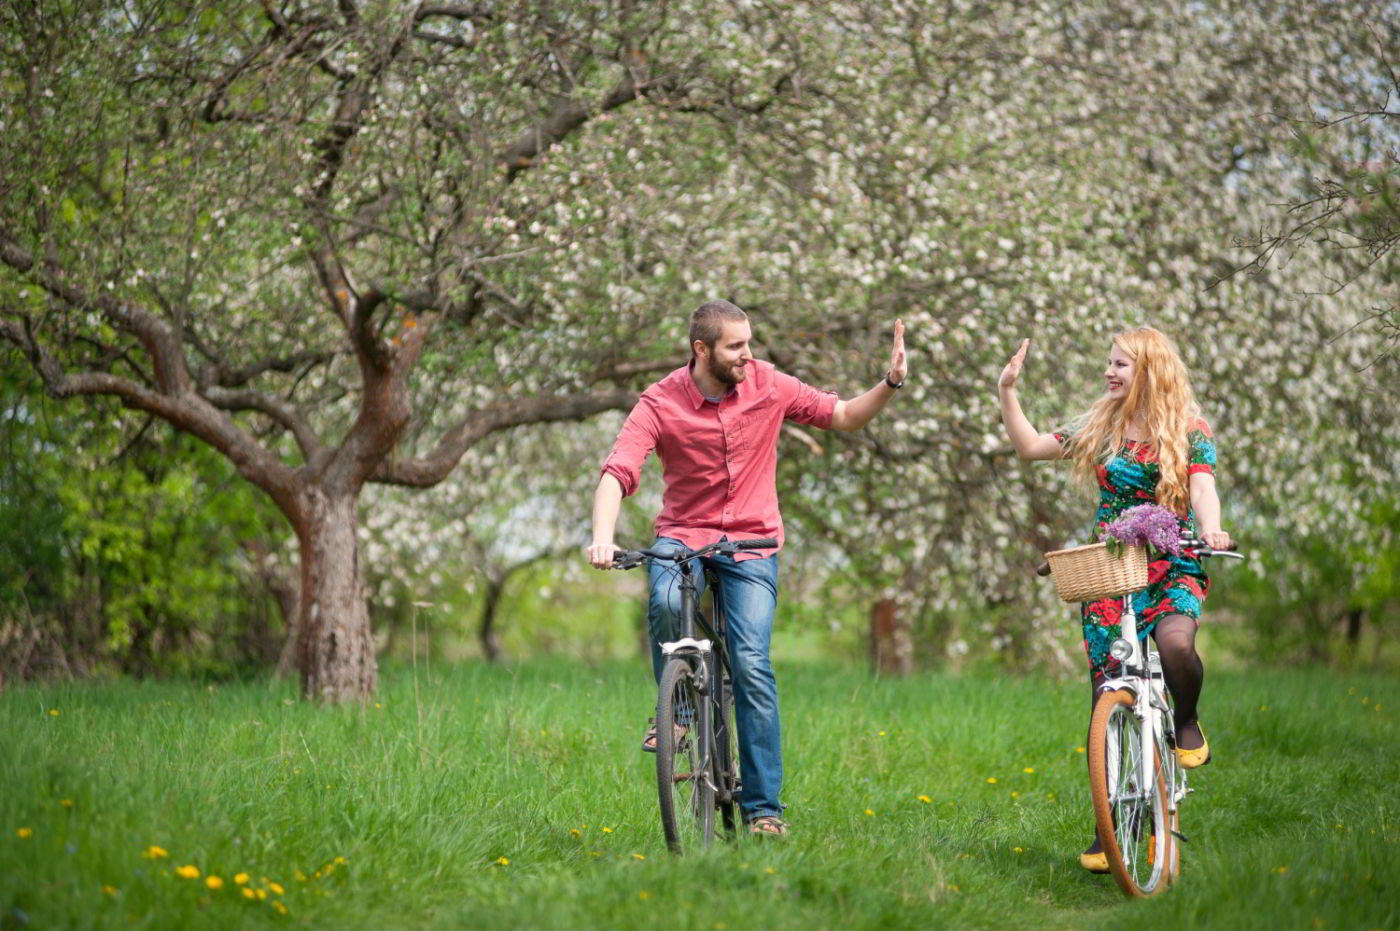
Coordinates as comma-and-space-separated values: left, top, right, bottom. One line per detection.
641, 719, 689, 753
748, 816, 789, 836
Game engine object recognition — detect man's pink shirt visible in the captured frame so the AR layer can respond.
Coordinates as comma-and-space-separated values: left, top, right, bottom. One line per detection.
601, 360, 837, 558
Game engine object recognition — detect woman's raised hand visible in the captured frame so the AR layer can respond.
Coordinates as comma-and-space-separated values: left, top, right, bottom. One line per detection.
999, 338, 1030, 390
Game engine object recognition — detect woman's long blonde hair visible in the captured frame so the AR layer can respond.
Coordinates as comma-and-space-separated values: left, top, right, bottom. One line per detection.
1064, 327, 1200, 516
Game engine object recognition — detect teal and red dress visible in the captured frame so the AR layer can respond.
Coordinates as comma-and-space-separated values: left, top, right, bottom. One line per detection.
1053, 419, 1218, 676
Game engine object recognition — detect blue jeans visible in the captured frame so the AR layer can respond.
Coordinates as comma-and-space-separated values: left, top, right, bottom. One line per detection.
646, 537, 782, 821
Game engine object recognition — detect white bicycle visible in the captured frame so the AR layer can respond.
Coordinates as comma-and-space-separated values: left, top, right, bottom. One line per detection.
1082, 538, 1243, 896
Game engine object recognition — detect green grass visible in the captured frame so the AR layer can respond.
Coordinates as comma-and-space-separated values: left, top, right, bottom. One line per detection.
2, 660, 1397, 929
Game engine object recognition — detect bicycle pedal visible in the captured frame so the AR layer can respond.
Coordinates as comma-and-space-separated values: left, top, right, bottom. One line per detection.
1171, 829, 1190, 844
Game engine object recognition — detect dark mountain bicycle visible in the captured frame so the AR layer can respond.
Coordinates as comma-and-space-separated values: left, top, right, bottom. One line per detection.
611, 537, 775, 854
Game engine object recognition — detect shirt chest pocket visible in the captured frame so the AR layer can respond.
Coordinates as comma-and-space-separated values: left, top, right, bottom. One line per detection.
736, 392, 780, 453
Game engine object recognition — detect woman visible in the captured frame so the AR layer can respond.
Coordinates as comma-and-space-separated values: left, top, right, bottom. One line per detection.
997, 326, 1232, 873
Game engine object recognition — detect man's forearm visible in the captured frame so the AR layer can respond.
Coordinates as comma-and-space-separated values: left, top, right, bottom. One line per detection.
591, 473, 625, 544
831, 380, 898, 431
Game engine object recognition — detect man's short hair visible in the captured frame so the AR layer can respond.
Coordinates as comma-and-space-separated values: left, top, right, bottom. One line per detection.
689, 300, 748, 354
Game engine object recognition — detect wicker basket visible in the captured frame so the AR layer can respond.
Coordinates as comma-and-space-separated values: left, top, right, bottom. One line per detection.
1044, 542, 1149, 603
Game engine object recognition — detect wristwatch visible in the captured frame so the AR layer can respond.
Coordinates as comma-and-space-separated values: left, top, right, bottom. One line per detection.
884, 372, 905, 390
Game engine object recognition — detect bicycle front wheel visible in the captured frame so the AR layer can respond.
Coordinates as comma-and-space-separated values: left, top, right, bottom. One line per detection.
712, 658, 739, 836
656, 658, 715, 854
1088, 688, 1171, 897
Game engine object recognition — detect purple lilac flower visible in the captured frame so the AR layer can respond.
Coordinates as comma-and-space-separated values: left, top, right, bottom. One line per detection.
1103, 504, 1183, 556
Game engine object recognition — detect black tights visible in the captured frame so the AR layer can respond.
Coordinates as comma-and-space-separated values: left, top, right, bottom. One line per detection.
1085, 614, 1204, 852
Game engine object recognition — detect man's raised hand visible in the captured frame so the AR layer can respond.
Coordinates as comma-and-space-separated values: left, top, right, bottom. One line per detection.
888, 318, 907, 385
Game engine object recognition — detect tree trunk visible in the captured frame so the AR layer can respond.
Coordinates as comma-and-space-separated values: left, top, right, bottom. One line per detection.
295, 489, 376, 702
870, 597, 913, 677
480, 576, 505, 663
1343, 607, 1363, 646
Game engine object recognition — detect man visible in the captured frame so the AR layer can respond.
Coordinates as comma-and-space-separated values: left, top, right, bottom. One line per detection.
587, 300, 907, 836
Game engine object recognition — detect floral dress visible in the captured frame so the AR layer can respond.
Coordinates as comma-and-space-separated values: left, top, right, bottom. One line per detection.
1054, 419, 1218, 676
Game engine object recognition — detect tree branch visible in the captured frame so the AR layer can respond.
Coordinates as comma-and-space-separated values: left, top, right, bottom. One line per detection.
370, 389, 638, 487
496, 61, 668, 180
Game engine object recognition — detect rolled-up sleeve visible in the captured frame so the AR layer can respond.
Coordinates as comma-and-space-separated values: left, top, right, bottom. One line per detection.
1188, 419, 1216, 476
600, 398, 661, 497
778, 371, 838, 428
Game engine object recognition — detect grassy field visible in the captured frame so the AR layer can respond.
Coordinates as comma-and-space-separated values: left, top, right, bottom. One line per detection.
2, 659, 1397, 930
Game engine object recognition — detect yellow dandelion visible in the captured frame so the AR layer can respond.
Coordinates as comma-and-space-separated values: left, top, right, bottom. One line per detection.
334, 856, 347, 865
590, 851, 602, 858
15, 828, 32, 839
495, 856, 510, 866
638, 891, 651, 900
1075, 746, 1085, 754
234, 873, 249, 885
1013, 846, 1025, 853
631, 853, 646, 860
917, 795, 931, 804
374, 703, 382, 709
569, 829, 581, 838
143, 845, 168, 859
878, 730, 887, 737
864, 808, 875, 816
1011, 791, 1020, 799
1274, 866, 1289, 874
985, 777, 998, 784
242, 887, 257, 899
268, 882, 284, 895
602, 827, 614, 834
255, 889, 267, 900
175, 865, 200, 879
102, 885, 119, 896
272, 901, 288, 915
60, 799, 73, 809
1023, 767, 1035, 774
312, 870, 322, 879
1046, 793, 1057, 800
206, 876, 224, 890
295, 870, 308, 882
764, 866, 777, 875
48, 709, 60, 717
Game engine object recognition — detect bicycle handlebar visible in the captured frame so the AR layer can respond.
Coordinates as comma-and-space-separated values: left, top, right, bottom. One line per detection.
609, 537, 778, 570
1033, 536, 1245, 578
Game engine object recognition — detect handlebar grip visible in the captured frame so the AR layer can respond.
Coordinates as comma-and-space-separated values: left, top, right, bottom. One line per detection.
734, 538, 778, 550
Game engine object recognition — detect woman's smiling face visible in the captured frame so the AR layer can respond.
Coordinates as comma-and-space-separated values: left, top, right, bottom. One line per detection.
1104, 342, 1135, 398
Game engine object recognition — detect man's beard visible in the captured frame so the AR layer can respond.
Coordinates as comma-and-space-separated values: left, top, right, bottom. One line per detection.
708, 354, 745, 387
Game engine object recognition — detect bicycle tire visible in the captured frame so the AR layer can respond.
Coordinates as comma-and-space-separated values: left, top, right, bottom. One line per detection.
712, 658, 739, 836
656, 658, 715, 853
1088, 688, 1171, 897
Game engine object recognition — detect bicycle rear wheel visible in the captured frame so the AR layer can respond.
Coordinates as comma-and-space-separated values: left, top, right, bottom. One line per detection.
1088, 688, 1171, 897
656, 658, 715, 854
